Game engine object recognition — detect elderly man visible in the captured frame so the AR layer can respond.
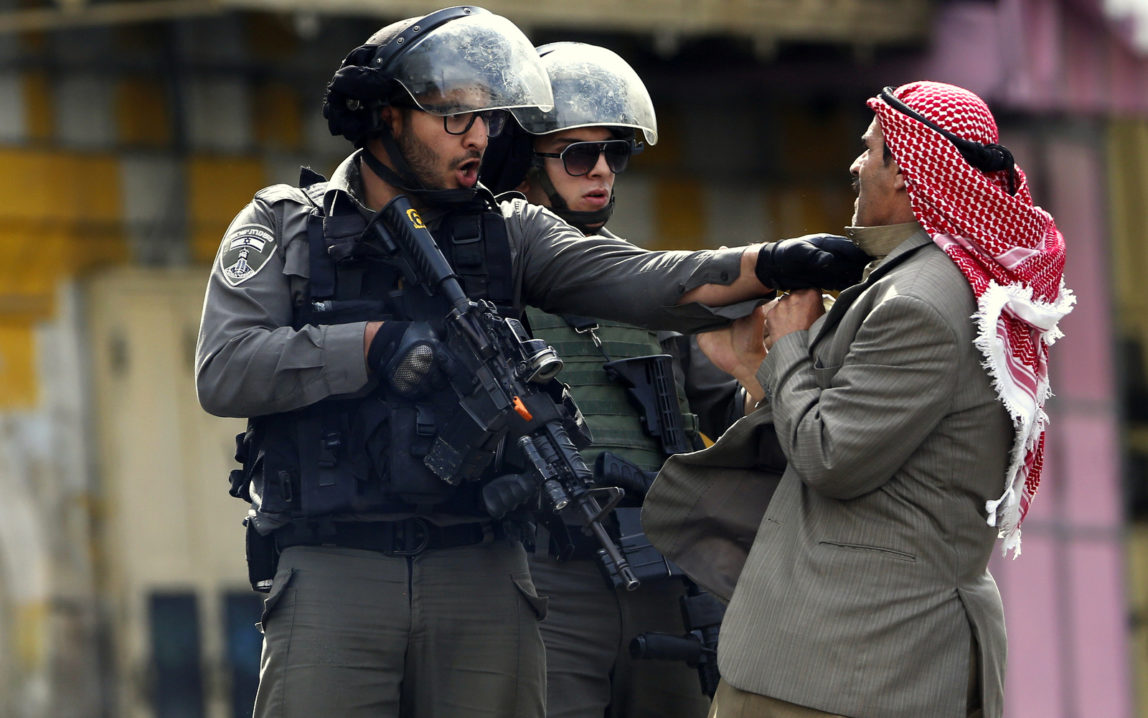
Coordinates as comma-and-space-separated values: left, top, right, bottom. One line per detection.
648, 81, 1074, 718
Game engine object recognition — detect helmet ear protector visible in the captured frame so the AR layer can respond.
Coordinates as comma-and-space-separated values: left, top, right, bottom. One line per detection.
323, 6, 486, 145
878, 86, 1017, 195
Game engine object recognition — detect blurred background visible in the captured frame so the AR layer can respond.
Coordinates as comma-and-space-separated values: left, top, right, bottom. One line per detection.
0, 0, 1144, 715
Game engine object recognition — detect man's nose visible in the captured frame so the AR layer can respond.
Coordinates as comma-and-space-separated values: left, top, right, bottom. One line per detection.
463, 118, 488, 152
588, 150, 612, 178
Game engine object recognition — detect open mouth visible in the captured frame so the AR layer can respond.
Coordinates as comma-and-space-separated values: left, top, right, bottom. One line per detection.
456, 158, 481, 187
582, 189, 610, 208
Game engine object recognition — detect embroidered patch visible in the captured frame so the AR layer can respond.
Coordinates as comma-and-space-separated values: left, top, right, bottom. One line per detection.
219, 224, 276, 286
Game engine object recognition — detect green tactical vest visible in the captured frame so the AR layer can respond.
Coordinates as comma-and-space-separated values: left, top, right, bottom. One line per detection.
525, 307, 700, 474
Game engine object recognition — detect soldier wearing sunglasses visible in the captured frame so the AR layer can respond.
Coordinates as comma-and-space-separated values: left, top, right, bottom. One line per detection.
482, 42, 748, 718
523, 138, 633, 232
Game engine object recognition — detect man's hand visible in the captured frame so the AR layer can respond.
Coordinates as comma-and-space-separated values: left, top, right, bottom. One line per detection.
755, 234, 869, 291
697, 301, 774, 404
764, 289, 825, 349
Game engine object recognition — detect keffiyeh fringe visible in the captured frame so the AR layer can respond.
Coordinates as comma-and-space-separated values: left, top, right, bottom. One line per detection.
971, 278, 1076, 557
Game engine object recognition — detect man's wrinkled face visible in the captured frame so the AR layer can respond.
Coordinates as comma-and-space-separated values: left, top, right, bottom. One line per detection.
388, 106, 488, 190
849, 117, 909, 227
525, 127, 616, 217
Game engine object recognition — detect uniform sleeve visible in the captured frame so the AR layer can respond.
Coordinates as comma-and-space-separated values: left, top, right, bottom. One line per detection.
505, 201, 753, 332
757, 295, 959, 499
195, 194, 370, 418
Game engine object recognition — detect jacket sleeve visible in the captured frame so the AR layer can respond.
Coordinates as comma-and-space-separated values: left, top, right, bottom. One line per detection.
194, 191, 370, 418
505, 200, 754, 332
757, 294, 959, 499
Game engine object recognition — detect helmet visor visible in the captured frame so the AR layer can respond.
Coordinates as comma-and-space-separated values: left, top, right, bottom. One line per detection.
511, 43, 658, 146
391, 13, 554, 117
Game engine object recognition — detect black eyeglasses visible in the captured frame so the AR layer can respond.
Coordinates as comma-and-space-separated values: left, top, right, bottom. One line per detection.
442, 109, 509, 138
534, 140, 632, 176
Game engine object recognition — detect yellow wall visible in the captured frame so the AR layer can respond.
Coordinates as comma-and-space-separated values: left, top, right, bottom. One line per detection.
0, 149, 130, 408
1108, 117, 1148, 718
188, 156, 267, 263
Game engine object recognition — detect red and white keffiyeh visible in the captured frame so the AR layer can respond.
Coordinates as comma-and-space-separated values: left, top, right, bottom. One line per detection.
869, 81, 1075, 556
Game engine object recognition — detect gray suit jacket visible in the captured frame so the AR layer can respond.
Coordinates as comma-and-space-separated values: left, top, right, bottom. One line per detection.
646, 231, 1011, 718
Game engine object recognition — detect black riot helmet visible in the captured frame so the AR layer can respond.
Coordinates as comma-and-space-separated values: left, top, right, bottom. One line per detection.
322, 6, 553, 202
482, 42, 657, 231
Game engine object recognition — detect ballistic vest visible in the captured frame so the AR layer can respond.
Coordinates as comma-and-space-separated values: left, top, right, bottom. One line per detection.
231, 176, 517, 524
524, 308, 700, 476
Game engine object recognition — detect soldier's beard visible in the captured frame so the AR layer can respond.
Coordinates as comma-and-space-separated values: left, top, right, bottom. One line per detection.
395, 127, 446, 191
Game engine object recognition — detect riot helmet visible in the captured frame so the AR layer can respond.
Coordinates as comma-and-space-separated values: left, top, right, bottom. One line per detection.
322, 6, 553, 203
512, 42, 657, 146
494, 42, 657, 232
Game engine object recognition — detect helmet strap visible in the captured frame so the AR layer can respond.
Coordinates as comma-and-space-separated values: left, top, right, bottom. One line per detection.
360, 128, 478, 207
529, 163, 615, 234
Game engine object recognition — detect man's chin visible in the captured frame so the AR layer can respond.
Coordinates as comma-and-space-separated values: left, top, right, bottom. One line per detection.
414, 176, 458, 192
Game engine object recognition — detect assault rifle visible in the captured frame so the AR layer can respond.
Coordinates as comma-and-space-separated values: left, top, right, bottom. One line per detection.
368, 195, 639, 590
604, 354, 699, 455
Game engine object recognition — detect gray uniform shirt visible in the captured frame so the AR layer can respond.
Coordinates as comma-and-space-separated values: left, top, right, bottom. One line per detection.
195, 152, 748, 420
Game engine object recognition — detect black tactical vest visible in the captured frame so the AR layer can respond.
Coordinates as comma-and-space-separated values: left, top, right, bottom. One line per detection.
231, 177, 517, 523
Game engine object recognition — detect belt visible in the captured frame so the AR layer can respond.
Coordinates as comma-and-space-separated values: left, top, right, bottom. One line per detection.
274, 518, 492, 557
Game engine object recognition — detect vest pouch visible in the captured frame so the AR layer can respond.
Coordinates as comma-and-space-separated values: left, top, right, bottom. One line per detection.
295, 406, 369, 516
386, 404, 457, 507
254, 415, 300, 517
609, 507, 681, 588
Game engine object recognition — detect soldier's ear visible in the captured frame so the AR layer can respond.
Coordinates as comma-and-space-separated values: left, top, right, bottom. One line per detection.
380, 106, 402, 136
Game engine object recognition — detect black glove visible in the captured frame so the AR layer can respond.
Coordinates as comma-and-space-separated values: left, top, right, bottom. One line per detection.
368, 321, 449, 398
754, 234, 871, 291
482, 474, 538, 519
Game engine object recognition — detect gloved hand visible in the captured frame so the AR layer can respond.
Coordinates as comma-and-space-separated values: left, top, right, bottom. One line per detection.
482, 474, 538, 519
594, 452, 655, 500
754, 234, 871, 291
368, 321, 450, 398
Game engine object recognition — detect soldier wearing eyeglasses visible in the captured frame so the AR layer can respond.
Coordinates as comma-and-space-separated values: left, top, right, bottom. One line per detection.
196, 7, 869, 718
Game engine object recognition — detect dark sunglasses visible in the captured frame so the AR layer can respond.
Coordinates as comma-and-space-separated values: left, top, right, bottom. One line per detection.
534, 140, 632, 176
442, 109, 510, 138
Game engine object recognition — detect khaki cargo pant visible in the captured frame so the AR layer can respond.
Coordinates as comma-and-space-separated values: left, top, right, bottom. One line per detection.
529, 551, 713, 718
253, 540, 547, 718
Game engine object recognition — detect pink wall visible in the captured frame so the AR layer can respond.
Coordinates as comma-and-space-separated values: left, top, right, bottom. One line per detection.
913, 0, 1148, 116
989, 113, 1131, 717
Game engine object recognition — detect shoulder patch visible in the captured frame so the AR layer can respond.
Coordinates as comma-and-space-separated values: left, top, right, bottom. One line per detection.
220, 224, 276, 286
